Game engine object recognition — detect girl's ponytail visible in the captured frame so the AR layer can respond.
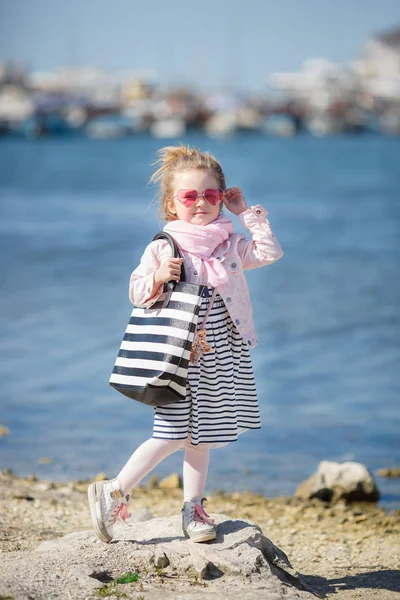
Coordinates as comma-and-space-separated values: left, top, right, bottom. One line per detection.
150, 145, 197, 185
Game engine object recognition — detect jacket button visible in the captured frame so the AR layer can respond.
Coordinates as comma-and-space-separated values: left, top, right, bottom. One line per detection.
193, 270, 198, 275
147, 287, 151, 293
231, 262, 237, 268
256, 209, 261, 215
235, 319, 240, 325
226, 296, 232, 303
248, 340, 252, 346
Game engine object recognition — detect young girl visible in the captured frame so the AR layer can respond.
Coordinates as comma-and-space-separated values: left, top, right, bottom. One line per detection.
88, 145, 283, 544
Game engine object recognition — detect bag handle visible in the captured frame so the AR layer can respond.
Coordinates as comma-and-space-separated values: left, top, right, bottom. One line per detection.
153, 231, 187, 307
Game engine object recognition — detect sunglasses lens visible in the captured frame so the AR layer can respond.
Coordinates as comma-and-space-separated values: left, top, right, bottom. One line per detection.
177, 189, 198, 206
204, 189, 223, 205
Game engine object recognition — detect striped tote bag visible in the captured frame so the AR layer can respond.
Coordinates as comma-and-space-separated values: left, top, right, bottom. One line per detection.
109, 232, 206, 406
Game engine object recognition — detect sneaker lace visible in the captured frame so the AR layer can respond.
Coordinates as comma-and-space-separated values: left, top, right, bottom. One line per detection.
115, 501, 132, 527
106, 494, 132, 528
193, 503, 215, 526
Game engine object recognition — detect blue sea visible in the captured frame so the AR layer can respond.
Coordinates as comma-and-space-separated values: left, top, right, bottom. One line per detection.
0, 134, 399, 510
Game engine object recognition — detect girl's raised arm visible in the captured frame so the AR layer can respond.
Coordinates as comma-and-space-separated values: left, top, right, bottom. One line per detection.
237, 205, 284, 269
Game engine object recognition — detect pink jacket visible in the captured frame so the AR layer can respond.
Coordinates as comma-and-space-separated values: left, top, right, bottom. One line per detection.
129, 204, 283, 348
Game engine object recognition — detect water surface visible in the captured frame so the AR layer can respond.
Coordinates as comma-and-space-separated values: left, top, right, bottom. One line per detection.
0, 134, 399, 509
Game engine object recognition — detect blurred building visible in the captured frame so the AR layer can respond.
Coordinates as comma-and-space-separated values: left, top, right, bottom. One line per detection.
269, 58, 358, 110
351, 27, 400, 100
268, 26, 400, 135
28, 67, 120, 108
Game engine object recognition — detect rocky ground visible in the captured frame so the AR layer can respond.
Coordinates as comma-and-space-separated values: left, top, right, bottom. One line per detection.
0, 468, 399, 599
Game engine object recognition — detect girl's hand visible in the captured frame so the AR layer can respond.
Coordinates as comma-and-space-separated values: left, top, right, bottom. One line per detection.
154, 257, 184, 284
223, 187, 248, 215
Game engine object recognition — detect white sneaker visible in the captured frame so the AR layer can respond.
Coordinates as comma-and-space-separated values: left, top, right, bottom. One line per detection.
87, 477, 131, 543
181, 498, 216, 543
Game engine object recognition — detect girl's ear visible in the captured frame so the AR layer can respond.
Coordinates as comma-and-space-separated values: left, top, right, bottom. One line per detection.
167, 198, 176, 214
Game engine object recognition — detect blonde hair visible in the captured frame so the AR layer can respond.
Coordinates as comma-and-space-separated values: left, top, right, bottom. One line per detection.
149, 144, 226, 221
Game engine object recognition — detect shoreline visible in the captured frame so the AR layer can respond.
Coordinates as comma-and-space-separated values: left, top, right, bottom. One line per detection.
3, 462, 400, 513
1, 468, 400, 598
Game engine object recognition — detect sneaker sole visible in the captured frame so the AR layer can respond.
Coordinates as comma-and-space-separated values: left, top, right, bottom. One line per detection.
87, 482, 112, 544
184, 529, 216, 543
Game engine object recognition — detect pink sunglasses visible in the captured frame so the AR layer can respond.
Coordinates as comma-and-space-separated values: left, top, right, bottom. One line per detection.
175, 188, 225, 207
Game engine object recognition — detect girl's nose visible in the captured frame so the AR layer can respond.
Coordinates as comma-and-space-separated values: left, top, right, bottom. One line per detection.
195, 194, 207, 206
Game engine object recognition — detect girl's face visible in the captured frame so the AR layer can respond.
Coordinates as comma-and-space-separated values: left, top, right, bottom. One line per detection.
168, 169, 222, 226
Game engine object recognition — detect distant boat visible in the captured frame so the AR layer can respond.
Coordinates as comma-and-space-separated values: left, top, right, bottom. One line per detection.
0, 84, 34, 136
16, 112, 82, 138
150, 117, 186, 138
261, 114, 296, 137
86, 114, 135, 139
305, 115, 338, 137
379, 110, 400, 135
204, 112, 237, 138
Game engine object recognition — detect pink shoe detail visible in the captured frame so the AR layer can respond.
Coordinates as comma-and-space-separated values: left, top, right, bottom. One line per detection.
194, 503, 215, 526
116, 501, 131, 525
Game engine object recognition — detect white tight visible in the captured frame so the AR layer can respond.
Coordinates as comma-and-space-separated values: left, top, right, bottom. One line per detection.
117, 437, 209, 503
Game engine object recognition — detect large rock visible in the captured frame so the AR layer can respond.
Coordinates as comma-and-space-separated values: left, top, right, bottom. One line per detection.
0, 515, 318, 599
158, 472, 182, 489
296, 460, 380, 503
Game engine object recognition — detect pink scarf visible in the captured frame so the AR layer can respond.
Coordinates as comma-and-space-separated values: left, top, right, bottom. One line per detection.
163, 215, 234, 287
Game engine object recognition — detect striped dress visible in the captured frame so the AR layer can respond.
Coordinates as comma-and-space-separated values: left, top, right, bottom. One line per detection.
153, 286, 261, 449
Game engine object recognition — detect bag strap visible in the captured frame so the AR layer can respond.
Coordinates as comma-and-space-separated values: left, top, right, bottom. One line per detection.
152, 231, 218, 319
198, 287, 218, 330
152, 232, 187, 283
152, 231, 187, 307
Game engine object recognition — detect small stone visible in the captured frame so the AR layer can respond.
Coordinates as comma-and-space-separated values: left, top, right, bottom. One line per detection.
154, 549, 170, 569
146, 474, 160, 489
72, 481, 89, 493
377, 467, 400, 478
1, 468, 14, 477
354, 514, 368, 522
13, 494, 35, 501
159, 473, 182, 489
187, 556, 210, 580
58, 486, 74, 496
35, 482, 55, 492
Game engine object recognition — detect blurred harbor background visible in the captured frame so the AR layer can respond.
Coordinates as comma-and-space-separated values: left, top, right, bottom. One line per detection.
0, 2, 400, 139
0, 1, 399, 509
